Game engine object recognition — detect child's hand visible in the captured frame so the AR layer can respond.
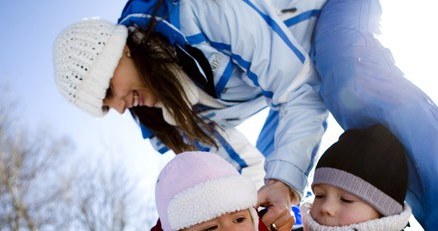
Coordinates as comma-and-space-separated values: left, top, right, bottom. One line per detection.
256, 179, 297, 231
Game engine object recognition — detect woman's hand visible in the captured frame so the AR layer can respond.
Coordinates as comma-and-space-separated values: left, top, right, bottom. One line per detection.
256, 179, 299, 231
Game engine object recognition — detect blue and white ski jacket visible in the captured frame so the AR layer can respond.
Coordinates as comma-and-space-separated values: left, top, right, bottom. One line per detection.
119, 0, 328, 196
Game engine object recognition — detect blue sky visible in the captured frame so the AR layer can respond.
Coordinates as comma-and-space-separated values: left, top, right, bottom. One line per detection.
0, 0, 126, 138
0, 0, 172, 200
0, 1, 436, 228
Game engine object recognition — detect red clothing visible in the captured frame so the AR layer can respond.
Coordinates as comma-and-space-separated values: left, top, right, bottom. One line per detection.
258, 218, 269, 231
150, 218, 269, 231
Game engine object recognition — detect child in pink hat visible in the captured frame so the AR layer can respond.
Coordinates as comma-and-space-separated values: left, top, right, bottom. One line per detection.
153, 151, 271, 231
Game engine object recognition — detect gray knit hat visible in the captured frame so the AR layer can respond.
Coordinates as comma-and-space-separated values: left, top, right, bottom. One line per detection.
53, 18, 128, 117
312, 124, 408, 216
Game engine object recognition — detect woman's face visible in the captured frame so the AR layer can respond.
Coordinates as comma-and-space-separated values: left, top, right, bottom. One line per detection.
103, 46, 158, 114
310, 184, 380, 227
183, 209, 255, 231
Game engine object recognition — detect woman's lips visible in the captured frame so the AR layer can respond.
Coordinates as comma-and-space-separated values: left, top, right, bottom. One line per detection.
133, 90, 139, 107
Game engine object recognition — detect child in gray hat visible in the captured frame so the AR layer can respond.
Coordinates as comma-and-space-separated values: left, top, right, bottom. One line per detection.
301, 124, 412, 231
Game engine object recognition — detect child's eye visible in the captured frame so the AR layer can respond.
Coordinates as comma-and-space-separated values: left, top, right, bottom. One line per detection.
202, 225, 218, 231
234, 217, 247, 224
340, 198, 354, 203
314, 194, 325, 199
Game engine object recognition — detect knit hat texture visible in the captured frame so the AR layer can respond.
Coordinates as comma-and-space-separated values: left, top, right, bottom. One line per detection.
53, 18, 128, 117
156, 151, 258, 231
312, 124, 408, 216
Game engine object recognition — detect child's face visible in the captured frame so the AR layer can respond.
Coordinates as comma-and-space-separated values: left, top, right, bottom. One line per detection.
310, 184, 380, 227
182, 209, 255, 231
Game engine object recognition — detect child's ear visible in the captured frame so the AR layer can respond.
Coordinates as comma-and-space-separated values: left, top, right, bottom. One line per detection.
124, 45, 131, 58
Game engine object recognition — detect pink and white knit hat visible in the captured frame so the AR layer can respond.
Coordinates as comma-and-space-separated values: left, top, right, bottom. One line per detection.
155, 151, 259, 231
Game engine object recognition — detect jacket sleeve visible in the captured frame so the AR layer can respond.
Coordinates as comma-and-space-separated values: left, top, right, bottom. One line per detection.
212, 127, 266, 190
185, 0, 328, 197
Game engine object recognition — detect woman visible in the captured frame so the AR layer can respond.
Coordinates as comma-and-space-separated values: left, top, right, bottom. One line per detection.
117, 0, 438, 229
53, 0, 328, 230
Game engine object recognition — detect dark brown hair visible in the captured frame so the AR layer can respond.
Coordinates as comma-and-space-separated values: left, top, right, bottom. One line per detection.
126, 26, 218, 153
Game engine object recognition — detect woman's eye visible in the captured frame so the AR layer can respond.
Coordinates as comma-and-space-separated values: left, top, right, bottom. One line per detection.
105, 87, 113, 99
102, 105, 110, 112
202, 225, 218, 231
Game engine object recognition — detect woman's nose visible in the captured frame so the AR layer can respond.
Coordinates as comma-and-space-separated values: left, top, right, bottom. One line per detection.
103, 98, 127, 114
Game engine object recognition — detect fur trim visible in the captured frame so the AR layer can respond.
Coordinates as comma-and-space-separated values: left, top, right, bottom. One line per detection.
300, 202, 411, 231
167, 175, 257, 230
250, 206, 260, 231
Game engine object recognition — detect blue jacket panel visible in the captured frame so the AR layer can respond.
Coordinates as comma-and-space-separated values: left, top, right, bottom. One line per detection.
312, 0, 438, 229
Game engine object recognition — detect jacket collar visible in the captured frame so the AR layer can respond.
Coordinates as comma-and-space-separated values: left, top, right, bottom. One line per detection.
300, 202, 412, 231
118, 0, 186, 46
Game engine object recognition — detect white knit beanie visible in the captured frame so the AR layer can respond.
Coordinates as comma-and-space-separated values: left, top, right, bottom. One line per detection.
53, 18, 128, 117
156, 151, 259, 231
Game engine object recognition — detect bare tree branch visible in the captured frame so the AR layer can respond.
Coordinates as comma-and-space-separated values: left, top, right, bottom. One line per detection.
0, 86, 157, 231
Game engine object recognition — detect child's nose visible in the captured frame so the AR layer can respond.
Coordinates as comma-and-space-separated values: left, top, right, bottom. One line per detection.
220, 221, 242, 231
320, 200, 337, 216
